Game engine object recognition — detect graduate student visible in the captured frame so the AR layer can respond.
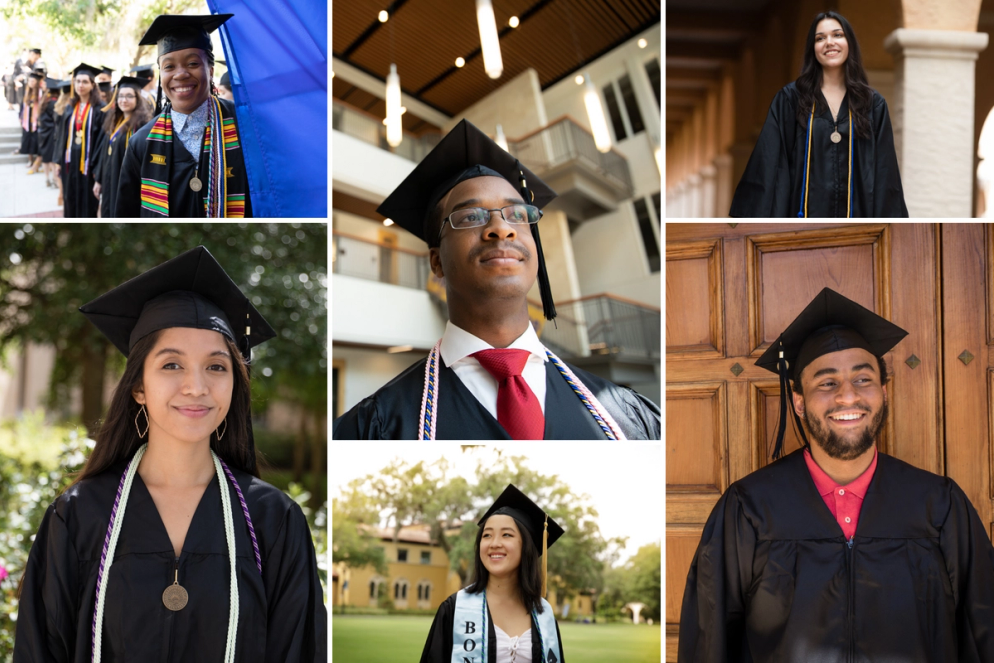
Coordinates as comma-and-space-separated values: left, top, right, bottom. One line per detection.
130, 63, 157, 103
13, 246, 327, 663
116, 14, 252, 217
421, 485, 566, 663
60, 62, 105, 218
333, 120, 660, 440
37, 77, 61, 188
19, 70, 44, 172
93, 76, 152, 217
729, 11, 908, 217
678, 288, 994, 662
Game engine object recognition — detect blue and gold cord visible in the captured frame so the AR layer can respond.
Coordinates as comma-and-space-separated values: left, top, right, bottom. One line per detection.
797, 103, 854, 218
546, 351, 617, 440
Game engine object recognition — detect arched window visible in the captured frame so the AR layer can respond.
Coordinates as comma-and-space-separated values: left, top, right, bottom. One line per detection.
369, 581, 376, 599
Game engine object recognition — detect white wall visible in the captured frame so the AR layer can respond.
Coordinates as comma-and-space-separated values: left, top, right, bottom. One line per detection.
332, 274, 446, 349
333, 345, 429, 413
332, 129, 417, 203
443, 68, 548, 139
333, 210, 425, 253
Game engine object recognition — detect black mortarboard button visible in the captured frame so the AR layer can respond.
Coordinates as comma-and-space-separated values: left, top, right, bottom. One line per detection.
139, 14, 233, 59
72, 63, 102, 78
755, 287, 908, 460
79, 246, 276, 362
478, 484, 564, 554
115, 76, 147, 91
377, 119, 558, 320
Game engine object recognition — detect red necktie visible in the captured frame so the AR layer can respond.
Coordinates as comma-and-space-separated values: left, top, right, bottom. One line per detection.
472, 349, 545, 440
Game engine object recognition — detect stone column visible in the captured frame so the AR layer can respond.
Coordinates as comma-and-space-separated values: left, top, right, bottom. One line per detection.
884, 29, 988, 217
713, 154, 734, 218
687, 173, 703, 218
700, 165, 718, 218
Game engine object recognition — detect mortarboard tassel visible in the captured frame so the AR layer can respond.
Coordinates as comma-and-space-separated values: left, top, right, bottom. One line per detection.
772, 339, 809, 460
518, 167, 556, 321
154, 82, 163, 115
541, 514, 548, 598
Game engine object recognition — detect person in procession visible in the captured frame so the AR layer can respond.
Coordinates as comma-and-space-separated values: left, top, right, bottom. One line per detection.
36, 77, 61, 188
13, 245, 327, 663
421, 484, 566, 663
60, 62, 105, 217
51, 78, 73, 206
93, 76, 152, 218
333, 120, 660, 440
130, 63, 157, 104
19, 69, 44, 173
678, 287, 994, 662
116, 14, 252, 218
729, 11, 908, 217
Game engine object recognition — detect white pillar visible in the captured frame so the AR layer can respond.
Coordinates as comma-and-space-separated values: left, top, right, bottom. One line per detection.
673, 180, 688, 218
700, 165, 717, 218
687, 173, 703, 218
713, 154, 734, 218
884, 29, 988, 217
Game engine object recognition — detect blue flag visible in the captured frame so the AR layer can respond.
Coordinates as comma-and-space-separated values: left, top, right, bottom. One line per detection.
207, 0, 327, 217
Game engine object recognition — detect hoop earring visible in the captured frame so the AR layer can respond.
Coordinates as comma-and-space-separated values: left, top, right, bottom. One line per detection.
135, 404, 149, 439
216, 418, 227, 441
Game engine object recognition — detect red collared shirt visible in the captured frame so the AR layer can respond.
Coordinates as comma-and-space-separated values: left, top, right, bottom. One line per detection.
803, 447, 878, 539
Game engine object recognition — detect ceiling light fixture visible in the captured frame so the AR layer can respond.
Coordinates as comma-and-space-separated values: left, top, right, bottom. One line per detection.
378, 10, 388, 22
638, 38, 647, 48
476, 0, 503, 79
455, 57, 465, 68
509, 16, 519, 28
384, 63, 403, 147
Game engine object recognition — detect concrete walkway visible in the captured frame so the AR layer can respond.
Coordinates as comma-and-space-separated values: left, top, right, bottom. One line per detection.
0, 107, 64, 218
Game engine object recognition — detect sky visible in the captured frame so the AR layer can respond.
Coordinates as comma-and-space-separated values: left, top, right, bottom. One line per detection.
331, 441, 662, 564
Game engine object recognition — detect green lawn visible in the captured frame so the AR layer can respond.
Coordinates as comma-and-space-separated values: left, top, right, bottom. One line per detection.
332, 614, 661, 663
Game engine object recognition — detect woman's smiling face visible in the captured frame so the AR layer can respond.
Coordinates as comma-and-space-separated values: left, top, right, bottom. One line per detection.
814, 18, 849, 69
480, 514, 523, 578
134, 327, 233, 447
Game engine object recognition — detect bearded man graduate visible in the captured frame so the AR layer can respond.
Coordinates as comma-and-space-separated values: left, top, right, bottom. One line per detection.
678, 288, 994, 662
116, 14, 251, 217
334, 120, 660, 441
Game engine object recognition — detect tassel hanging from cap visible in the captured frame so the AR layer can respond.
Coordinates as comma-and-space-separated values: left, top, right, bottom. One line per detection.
541, 514, 548, 597
154, 82, 163, 116
517, 166, 556, 321
772, 338, 809, 460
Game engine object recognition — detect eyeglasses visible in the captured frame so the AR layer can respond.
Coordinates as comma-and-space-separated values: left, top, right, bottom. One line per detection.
117, 94, 137, 101
439, 204, 542, 241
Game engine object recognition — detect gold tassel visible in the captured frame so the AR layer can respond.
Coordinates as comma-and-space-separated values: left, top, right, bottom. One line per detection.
542, 515, 548, 597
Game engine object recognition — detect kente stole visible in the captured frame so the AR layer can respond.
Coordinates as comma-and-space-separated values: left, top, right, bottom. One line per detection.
451, 589, 561, 663
140, 96, 246, 217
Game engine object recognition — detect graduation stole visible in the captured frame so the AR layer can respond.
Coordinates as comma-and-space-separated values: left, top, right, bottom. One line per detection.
451, 589, 561, 663
419, 342, 627, 440
64, 101, 94, 175
797, 103, 854, 218
140, 96, 246, 217
107, 118, 132, 156
20, 89, 42, 131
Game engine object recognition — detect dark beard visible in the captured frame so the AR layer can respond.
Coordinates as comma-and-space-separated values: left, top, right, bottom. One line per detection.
803, 399, 888, 460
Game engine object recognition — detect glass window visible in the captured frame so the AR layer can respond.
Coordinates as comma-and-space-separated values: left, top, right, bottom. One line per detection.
421, 551, 431, 564
397, 548, 408, 562
401, 584, 408, 599
645, 58, 661, 108
618, 75, 644, 135
424, 585, 430, 601
417, 585, 423, 601
394, 582, 400, 599
369, 581, 376, 598
602, 83, 627, 141
634, 198, 660, 273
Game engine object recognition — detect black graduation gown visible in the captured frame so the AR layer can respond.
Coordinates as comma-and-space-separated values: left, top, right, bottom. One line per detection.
37, 99, 57, 163
420, 593, 566, 663
60, 102, 105, 218
93, 126, 130, 218
333, 357, 661, 440
19, 99, 39, 155
115, 98, 252, 218
729, 82, 908, 218
13, 461, 327, 663
677, 449, 994, 662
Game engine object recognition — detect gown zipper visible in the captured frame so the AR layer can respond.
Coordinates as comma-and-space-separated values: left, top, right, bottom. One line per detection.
847, 537, 855, 663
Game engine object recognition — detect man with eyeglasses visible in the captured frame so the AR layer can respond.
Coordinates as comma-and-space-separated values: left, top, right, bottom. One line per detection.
333, 119, 660, 440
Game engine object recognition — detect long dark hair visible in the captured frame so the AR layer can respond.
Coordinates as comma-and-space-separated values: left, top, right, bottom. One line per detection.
466, 515, 544, 614
101, 85, 153, 135
795, 11, 873, 139
72, 328, 259, 485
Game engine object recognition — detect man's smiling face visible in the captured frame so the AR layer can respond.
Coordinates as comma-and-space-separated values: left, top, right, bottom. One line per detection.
793, 347, 888, 460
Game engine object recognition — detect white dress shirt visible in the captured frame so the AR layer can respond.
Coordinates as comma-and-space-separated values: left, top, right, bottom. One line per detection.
494, 624, 533, 663
439, 320, 548, 419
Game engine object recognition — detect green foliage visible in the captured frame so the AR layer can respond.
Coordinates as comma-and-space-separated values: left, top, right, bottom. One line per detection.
332, 491, 388, 575
596, 542, 661, 622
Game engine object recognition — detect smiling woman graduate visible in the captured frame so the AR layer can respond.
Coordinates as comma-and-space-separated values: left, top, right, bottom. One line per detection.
116, 14, 251, 217
60, 63, 106, 218
93, 76, 153, 218
13, 247, 326, 663
421, 485, 566, 663
333, 120, 660, 440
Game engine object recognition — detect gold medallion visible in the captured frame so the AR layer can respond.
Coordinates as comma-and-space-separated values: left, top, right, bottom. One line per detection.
830, 131, 842, 144
107, 146, 112, 156
75, 136, 82, 146
190, 177, 203, 192
162, 570, 188, 611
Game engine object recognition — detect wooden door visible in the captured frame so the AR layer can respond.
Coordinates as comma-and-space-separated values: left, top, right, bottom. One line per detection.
663, 223, 963, 661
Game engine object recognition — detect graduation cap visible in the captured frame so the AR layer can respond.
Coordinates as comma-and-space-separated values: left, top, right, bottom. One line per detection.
44, 77, 60, 89
29, 48, 41, 55
130, 63, 155, 80
755, 287, 908, 460
72, 62, 101, 78
115, 76, 146, 91
59, 79, 72, 93
98, 81, 111, 93
377, 119, 559, 320
100, 65, 115, 76
478, 484, 564, 596
219, 70, 231, 87
139, 14, 233, 59
28, 70, 44, 80
79, 245, 276, 362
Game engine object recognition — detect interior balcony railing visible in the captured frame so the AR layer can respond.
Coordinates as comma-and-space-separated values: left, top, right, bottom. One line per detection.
332, 231, 430, 290
540, 294, 660, 361
332, 99, 441, 163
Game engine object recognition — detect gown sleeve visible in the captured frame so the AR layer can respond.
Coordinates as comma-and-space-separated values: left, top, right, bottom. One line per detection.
870, 95, 909, 218
729, 87, 796, 218
939, 482, 994, 660
333, 398, 381, 441
12, 503, 79, 663
115, 132, 143, 217
677, 487, 754, 663
420, 595, 455, 663
262, 502, 328, 663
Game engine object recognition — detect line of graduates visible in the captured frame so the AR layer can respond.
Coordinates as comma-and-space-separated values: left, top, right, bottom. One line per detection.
16, 12, 252, 218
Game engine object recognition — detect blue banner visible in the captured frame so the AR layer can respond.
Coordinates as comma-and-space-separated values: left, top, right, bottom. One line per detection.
207, 0, 327, 217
